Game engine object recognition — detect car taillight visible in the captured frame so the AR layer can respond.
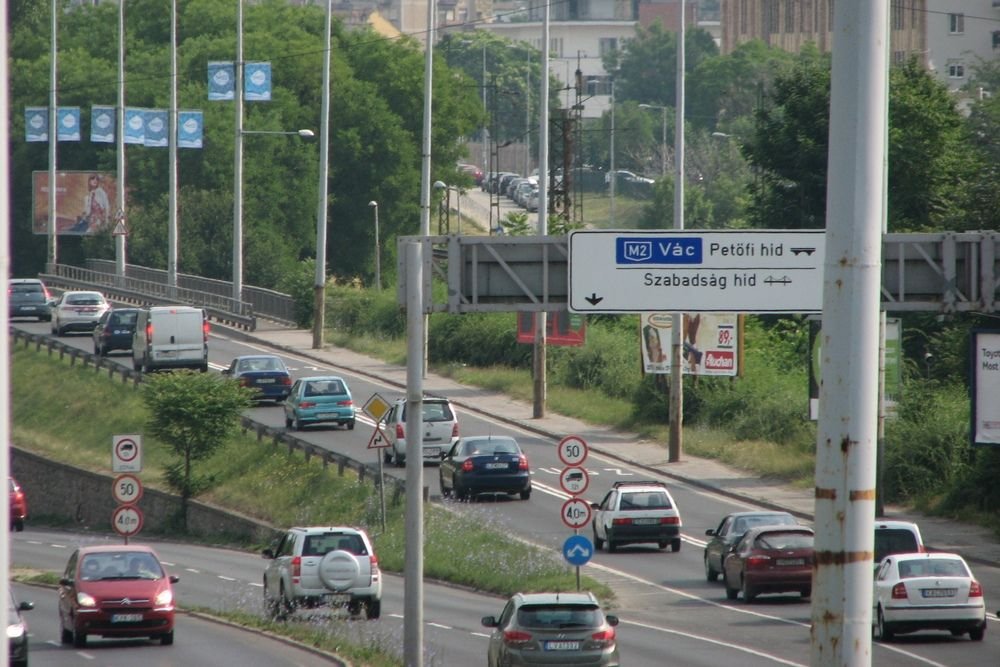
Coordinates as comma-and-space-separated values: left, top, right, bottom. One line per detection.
612, 517, 632, 526
891, 583, 907, 599
662, 516, 680, 525
451, 422, 459, 438
503, 630, 532, 646
969, 581, 983, 597
239, 378, 252, 387
462, 459, 474, 472
587, 627, 616, 648
291, 556, 301, 580
146, 323, 153, 339
300, 401, 316, 409
203, 320, 210, 341
746, 555, 772, 570
280, 376, 292, 386
518, 455, 529, 471
337, 399, 353, 407
396, 423, 405, 439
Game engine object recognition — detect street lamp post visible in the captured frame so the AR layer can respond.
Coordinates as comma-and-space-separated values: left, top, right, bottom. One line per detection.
368, 200, 381, 290
639, 103, 668, 178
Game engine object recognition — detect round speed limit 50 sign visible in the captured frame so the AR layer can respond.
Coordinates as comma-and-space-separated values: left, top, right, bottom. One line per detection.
112, 474, 143, 505
557, 435, 588, 467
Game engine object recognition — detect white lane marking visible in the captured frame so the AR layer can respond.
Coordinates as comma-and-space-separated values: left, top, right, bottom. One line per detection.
185, 568, 200, 574
26, 540, 43, 545
470, 631, 491, 639
161, 561, 176, 566
76, 651, 96, 660
218, 575, 237, 582
50, 543, 67, 549
249, 582, 263, 588
44, 640, 62, 647
389, 613, 404, 619
427, 622, 452, 629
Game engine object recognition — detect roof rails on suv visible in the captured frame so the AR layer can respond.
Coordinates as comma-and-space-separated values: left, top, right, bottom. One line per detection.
612, 480, 668, 489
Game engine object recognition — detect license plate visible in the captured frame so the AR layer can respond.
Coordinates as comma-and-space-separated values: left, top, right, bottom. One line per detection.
256, 378, 275, 384
21, 306, 36, 311
424, 447, 440, 456
317, 413, 336, 419
485, 462, 508, 469
323, 594, 350, 604
633, 518, 660, 525
544, 641, 580, 651
922, 588, 956, 598
111, 613, 143, 623
159, 350, 176, 358
777, 558, 805, 566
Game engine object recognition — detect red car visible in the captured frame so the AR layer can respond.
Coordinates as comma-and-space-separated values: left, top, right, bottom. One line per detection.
9, 477, 27, 532
58, 545, 179, 647
723, 525, 814, 603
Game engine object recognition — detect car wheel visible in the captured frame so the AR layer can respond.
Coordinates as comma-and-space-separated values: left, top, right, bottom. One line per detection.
607, 533, 617, 553
293, 416, 304, 431
73, 630, 87, 648
801, 588, 811, 599
61, 625, 73, 644
347, 420, 355, 430
347, 601, 362, 616
592, 524, 604, 550
279, 583, 295, 619
741, 576, 757, 603
13, 519, 23, 532
455, 483, 469, 501
393, 449, 405, 467
724, 576, 739, 601
383, 449, 392, 464
285, 416, 293, 429
969, 624, 985, 641
439, 474, 451, 498
519, 486, 531, 500
877, 606, 894, 641
365, 599, 381, 620
159, 630, 174, 645
705, 555, 719, 582
671, 538, 682, 552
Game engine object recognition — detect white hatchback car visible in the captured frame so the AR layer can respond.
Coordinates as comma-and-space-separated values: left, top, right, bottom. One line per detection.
50, 290, 110, 336
380, 397, 459, 466
873, 552, 986, 641
262, 526, 382, 620
591, 481, 683, 553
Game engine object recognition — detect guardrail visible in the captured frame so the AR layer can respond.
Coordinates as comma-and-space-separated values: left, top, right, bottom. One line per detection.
9, 327, 412, 502
86, 260, 297, 327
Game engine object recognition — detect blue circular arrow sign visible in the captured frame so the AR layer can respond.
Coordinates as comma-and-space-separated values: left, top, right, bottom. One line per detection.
562, 534, 594, 567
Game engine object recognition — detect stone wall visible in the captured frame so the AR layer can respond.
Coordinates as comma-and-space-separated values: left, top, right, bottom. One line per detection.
12, 447, 279, 545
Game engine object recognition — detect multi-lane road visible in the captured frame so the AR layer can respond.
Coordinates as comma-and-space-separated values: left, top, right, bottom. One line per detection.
11, 319, 1000, 666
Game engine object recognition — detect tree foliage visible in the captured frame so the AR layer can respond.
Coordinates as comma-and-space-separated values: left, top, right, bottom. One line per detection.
141, 371, 252, 526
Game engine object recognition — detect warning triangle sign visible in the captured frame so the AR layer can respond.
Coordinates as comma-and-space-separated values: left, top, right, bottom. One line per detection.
112, 219, 128, 237
367, 425, 390, 449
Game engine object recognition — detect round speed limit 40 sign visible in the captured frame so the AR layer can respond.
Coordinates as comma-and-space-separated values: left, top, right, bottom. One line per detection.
111, 505, 144, 538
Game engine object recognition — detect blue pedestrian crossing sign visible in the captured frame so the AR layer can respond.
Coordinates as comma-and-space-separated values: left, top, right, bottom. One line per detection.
562, 535, 594, 567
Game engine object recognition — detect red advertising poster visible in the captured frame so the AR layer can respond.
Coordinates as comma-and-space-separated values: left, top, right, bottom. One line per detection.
640, 313, 740, 376
516, 311, 586, 347
32, 171, 118, 236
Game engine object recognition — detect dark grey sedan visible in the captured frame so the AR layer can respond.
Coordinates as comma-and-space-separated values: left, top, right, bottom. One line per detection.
703, 510, 799, 582
439, 435, 531, 501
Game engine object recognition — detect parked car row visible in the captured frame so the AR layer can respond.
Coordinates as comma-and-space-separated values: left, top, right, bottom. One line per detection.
481, 171, 542, 212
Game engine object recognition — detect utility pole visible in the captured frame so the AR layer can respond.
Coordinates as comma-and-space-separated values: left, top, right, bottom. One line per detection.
668, 3, 685, 463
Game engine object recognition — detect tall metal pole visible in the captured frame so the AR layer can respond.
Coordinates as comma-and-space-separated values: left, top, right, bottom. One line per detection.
232, 0, 244, 303
525, 50, 531, 177
312, 0, 332, 349
481, 43, 488, 173
667, 1, 685, 463
418, 0, 436, 379
369, 201, 381, 290
609, 80, 615, 226
2, 0, 14, 650
168, 0, 178, 293
660, 105, 667, 179
811, 2, 888, 665
532, 0, 551, 419
47, 0, 58, 271
115, 0, 127, 279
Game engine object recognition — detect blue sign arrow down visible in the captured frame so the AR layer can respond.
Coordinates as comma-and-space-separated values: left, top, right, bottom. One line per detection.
562, 535, 594, 567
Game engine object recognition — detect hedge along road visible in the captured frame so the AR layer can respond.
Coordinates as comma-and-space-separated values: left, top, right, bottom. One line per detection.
11, 319, 1000, 667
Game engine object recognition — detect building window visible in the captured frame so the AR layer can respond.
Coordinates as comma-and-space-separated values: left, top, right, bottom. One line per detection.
764, 0, 779, 32
784, 0, 795, 32
892, 51, 907, 65
949, 14, 964, 35
599, 38, 618, 58
891, 1, 904, 30
947, 60, 965, 78
550, 37, 563, 58
740, 0, 747, 34
993, 31, 1000, 50
800, 0, 810, 32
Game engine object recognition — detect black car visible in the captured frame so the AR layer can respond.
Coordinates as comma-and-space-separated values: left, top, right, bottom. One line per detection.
703, 510, 798, 581
8, 589, 33, 667
439, 435, 531, 501
92, 308, 140, 356
9, 278, 51, 321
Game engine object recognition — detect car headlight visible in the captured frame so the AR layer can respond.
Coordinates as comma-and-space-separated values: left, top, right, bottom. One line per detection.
154, 589, 173, 607
6, 622, 25, 639
76, 591, 97, 607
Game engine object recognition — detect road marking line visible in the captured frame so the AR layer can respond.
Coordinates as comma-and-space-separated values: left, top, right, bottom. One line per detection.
185, 568, 200, 573
469, 631, 491, 638
427, 622, 452, 629
50, 544, 67, 548
218, 575, 236, 581
249, 582, 263, 588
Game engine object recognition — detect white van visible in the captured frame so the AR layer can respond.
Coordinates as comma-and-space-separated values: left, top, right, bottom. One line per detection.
132, 306, 209, 373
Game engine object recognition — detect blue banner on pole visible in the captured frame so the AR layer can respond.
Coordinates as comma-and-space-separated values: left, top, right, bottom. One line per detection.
178, 111, 203, 148
25, 107, 48, 142
208, 61, 235, 101
124, 108, 146, 145
144, 109, 168, 147
91, 105, 115, 143
57, 107, 81, 141
244, 62, 272, 101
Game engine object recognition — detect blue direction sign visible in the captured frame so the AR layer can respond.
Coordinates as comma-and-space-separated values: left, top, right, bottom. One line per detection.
562, 535, 594, 567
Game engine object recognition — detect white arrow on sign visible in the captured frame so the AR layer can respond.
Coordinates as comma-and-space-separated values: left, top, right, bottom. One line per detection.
569, 229, 825, 313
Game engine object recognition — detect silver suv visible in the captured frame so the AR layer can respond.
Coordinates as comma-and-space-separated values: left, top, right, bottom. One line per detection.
591, 481, 683, 553
262, 526, 382, 619
380, 396, 459, 466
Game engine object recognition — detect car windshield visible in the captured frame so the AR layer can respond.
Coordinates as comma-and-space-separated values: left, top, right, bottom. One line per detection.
80, 552, 164, 580
875, 529, 920, 562
517, 604, 601, 629
733, 514, 796, 534
304, 380, 345, 396
462, 439, 518, 456
898, 558, 968, 579
755, 531, 813, 550
302, 533, 368, 557
620, 491, 671, 510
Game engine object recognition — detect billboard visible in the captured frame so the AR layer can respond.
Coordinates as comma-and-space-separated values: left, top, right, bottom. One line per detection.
32, 171, 118, 236
516, 312, 586, 347
971, 330, 1000, 446
640, 313, 740, 376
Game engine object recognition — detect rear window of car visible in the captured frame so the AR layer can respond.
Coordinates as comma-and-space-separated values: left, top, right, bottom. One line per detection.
463, 439, 518, 456
304, 380, 345, 396
111, 311, 138, 326
66, 295, 103, 305
755, 531, 814, 550
11, 283, 43, 294
620, 491, 672, 510
400, 401, 454, 422
875, 528, 921, 562
302, 533, 368, 557
898, 558, 968, 579
517, 604, 602, 629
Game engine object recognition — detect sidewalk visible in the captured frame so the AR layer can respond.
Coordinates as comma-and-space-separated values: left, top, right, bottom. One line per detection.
233, 323, 1000, 570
